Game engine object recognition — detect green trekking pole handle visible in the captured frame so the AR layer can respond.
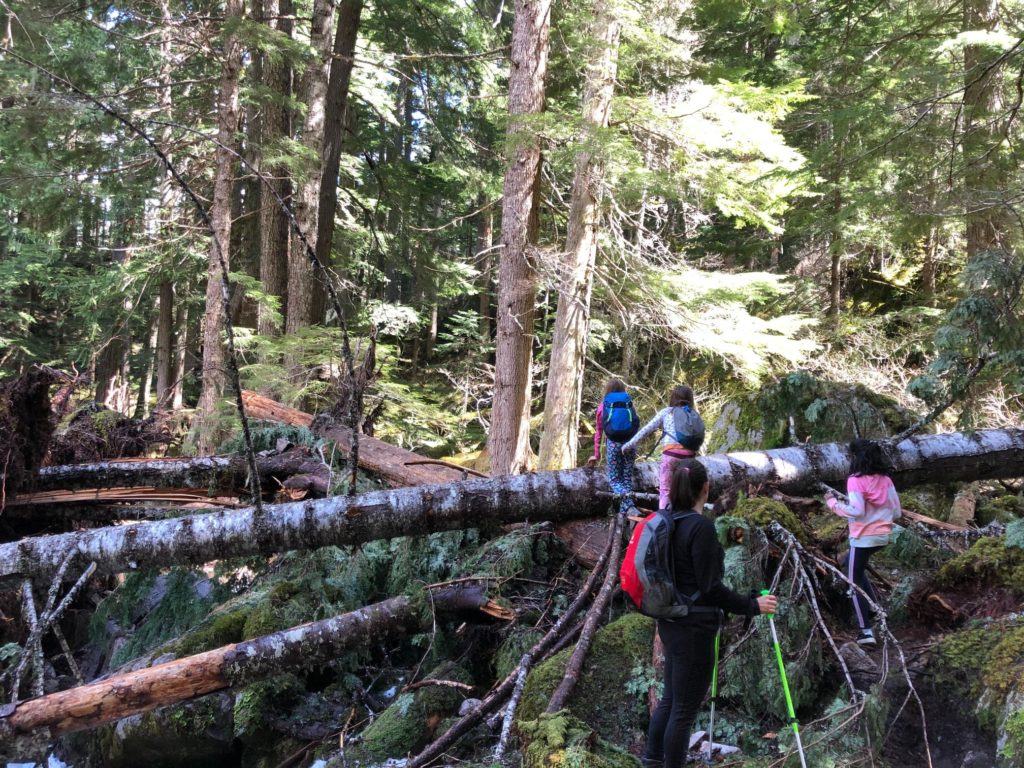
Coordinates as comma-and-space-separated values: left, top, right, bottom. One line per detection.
761, 590, 808, 768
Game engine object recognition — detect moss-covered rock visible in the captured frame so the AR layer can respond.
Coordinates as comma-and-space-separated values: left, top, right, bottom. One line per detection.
516, 613, 655, 753
931, 620, 1024, 766
495, 625, 545, 679
517, 712, 640, 768
978, 494, 1024, 525
730, 497, 808, 544
352, 661, 474, 762
933, 537, 1024, 596
707, 371, 915, 453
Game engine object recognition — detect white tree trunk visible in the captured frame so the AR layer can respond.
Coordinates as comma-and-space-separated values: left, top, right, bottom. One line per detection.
4, 428, 1022, 583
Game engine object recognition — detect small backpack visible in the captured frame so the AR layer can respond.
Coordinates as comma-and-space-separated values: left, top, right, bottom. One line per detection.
620, 509, 716, 619
602, 391, 639, 443
666, 405, 705, 452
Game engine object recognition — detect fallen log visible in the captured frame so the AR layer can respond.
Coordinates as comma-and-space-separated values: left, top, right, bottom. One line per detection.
32, 449, 331, 496
242, 390, 468, 487
2, 428, 1022, 583
0, 582, 501, 755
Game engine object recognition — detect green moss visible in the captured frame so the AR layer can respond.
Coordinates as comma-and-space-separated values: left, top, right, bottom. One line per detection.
517, 614, 655, 751
176, 608, 249, 656
91, 408, 122, 438
355, 662, 473, 761
977, 494, 1024, 525
1002, 708, 1024, 762
932, 625, 1003, 703
234, 675, 304, 737
933, 537, 1024, 596
495, 626, 544, 679
983, 627, 1024, 698
517, 712, 639, 768
732, 496, 808, 543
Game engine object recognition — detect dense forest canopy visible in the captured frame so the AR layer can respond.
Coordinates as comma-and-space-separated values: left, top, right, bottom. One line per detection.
2, 0, 1020, 462
3, 1, 1024, 766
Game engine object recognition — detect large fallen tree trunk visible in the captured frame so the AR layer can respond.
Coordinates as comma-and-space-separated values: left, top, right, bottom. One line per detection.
32, 449, 331, 496
0, 584, 499, 756
3, 428, 1022, 583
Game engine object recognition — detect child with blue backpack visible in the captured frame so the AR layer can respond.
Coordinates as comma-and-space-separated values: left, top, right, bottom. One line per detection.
587, 378, 640, 515
622, 385, 705, 510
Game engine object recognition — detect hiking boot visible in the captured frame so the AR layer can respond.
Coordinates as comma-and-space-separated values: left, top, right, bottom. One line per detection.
640, 756, 664, 768
856, 629, 877, 648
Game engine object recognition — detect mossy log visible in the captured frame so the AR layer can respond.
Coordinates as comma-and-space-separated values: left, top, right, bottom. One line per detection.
3, 428, 1023, 583
0, 584, 496, 754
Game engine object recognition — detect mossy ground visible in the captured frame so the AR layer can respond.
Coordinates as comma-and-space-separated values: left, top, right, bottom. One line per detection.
517, 613, 655, 752
933, 536, 1024, 596
517, 712, 639, 768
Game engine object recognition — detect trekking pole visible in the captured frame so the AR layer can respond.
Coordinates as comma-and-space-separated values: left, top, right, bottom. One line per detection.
760, 590, 808, 768
705, 613, 723, 765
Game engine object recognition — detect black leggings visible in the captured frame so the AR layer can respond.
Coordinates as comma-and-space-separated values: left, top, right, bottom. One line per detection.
843, 545, 883, 630
645, 618, 717, 768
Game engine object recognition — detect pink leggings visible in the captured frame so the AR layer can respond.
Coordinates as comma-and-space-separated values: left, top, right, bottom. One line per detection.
658, 452, 696, 509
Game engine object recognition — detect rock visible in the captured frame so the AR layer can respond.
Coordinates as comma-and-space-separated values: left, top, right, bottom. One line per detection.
960, 750, 991, 768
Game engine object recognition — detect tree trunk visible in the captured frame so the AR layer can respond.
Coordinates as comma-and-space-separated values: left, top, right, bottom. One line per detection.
476, 195, 493, 339
170, 298, 188, 410
963, 0, 1007, 258
195, 0, 245, 451
4, 428, 1023, 582
156, 280, 175, 408
312, 0, 362, 323
285, 0, 337, 336
134, 313, 159, 419
538, 0, 621, 471
0, 584, 501, 754
256, 0, 293, 338
488, 0, 553, 476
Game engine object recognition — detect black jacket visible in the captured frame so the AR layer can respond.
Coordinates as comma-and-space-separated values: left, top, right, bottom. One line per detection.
670, 511, 759, 617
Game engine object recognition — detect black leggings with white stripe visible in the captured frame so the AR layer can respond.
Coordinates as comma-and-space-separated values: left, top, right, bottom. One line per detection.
843, 545, 883, 630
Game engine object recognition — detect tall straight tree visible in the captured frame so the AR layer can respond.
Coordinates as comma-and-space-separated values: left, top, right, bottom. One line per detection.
285, 0, 337, 337
312, 0, 362, 324
538, 0, 622, 470
962, 0, 1008, 258
488, 0, 553, 476
195, 0, 245, 451
256, 0, 293, 338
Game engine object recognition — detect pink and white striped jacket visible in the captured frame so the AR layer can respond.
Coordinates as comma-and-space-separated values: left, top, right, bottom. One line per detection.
826, 474, 902, 541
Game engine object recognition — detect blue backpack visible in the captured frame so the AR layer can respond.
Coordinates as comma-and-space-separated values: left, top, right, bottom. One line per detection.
602, 391, 639, 443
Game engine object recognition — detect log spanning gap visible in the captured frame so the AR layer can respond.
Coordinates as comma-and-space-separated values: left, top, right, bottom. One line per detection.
2, 428, 1022, 583
0, 583, 500, 755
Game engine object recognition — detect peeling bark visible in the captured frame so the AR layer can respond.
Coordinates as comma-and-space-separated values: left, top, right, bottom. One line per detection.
2, 428, 1022, 582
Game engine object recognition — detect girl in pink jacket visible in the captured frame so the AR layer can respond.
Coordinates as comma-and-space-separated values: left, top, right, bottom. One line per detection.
825, 439, 902, 647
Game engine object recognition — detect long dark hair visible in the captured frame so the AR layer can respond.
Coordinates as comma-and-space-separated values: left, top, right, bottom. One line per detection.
669, 385, 694, 408
849, 439, 890, 477
669, 458, 708, 511
604, 377, 626, 396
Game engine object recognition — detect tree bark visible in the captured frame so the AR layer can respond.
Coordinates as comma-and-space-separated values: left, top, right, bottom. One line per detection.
488, 0, 552, 476
285, 0, 337, 336
476, 195, 494, 339
0, 596, 420, 751
195, 0, 245, 450
312, 0, 362, 323
156, 280, 175, 408
538, 0, 621, 470
963, 0, 1007, 258
4, 428, 1023, 583
256, 0, 293, 338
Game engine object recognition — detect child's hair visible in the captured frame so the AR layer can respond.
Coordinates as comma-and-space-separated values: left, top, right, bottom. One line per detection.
604, 378, 626, 396
669, 458, 708, 511
849, 439, 890, 476
669, 385, 695, 408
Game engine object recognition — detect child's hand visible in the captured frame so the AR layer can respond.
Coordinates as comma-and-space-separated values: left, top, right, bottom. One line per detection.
586, 456, 598, 468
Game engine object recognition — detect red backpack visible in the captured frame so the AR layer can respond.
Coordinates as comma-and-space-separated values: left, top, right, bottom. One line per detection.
620, 508, 716, 619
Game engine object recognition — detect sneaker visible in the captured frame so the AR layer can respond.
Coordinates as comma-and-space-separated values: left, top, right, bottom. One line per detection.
857, 629, 877, 648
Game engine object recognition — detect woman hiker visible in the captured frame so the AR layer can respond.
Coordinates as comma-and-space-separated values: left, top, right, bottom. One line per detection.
622, 385, 704, 510
643, 459, 777, 768
825, 438, 902, 648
